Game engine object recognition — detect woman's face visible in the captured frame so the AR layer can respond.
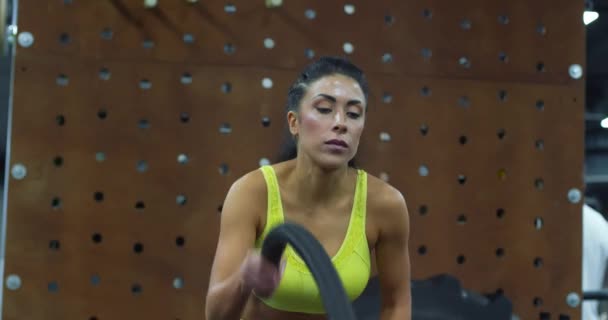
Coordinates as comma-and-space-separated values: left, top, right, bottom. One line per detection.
288, 74, 367, 169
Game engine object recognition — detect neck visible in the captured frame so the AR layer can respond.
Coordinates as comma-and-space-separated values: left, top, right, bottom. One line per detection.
288, 156, 351, 207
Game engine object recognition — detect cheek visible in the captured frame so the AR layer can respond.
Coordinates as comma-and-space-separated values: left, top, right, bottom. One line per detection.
299, 112, 327, 134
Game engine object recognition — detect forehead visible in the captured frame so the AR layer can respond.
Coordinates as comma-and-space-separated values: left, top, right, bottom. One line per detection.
306, 74, 365, 102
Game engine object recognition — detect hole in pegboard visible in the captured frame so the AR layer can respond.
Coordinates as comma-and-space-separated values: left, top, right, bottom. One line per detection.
136, 160, 148, 173
173, 277, 185, 289
458, 136, 468, 145
180, 112, 190, 123
417, 245, 427, 255
499, 52, 509, 63
456, 255, 466, 264
221, 82, 232, 93
536, 62, 545, 72
458, 96, 470, 108
182, 33, 195, 44
133, 242, 144, 254
305, 9, 316, 20
53, 156, 64, 167
142, 39, 155, 49
131, 283, 142, 295
59, 32, 70, 44
534, 217, 544, 230
534, 257, 544, 268
420, 86, 431, 97
498, 90, 508, 102
259, 158, 271, 166
418, 165, 429, 177
420, 124, 429, 136
558, 314, 570, 320
224, 43, 236, 55
533, 297, 543, 307
497, 208, 505, 219
56, 115, 66, 126
421, 48, 432, 60
181, 72, 193, 85
100, 27, 113, 40
539, 312, 551, 320
305, 48, 315, 59
177, 154, 189, 165
261, 116, 271, 127
217, 205, 223, 213
219, 163, 230, 175
384, 14, 395, 25
224, 4, 237, 14
176, 236, 185, 247
343, 42, 354, 54
98, 109, 108, 120
99, 68, 110, 80
459, 56, 471, 69
48, 281, 59, 293
95, 152, 106, 162
379, 132, 391, 142
495, 248, 505, 258
262, 77, 273, 89
457, 214, 467, 225
135, 201, 145, 210
138, 119, 150, 129
92, 233, 102, 244
51, 197, 62, 210
90, 274, 100, 286
176, 194, 188, 206
460, 18, 472, 30
381, 53, 393, 64
536, 100, 545, 111
219, 123, 232, 134
344, 4, 355, 15
419, 205, 428, 216
49, 240, 61, 250
534, 178, 544, 191
56, 74, 69, 86
497, 168, 507, 181
139, 79, 152, 90
497, 129, 506, 140
382, 92, 393, 103
457, 175, 467, 185
422, 8, 432, 19
94, 192, 104, 202
537, 24, 547, 36
535, 139, 545, 151
498, 15, 510, 25
263, 37, 275, 49
379, 172, 389, 182
90, 317, 98, 320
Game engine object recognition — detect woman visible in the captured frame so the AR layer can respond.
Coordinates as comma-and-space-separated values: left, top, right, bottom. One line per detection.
205, 56, 411, 320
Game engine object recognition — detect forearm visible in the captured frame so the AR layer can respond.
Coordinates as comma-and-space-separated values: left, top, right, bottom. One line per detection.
380, 306, 411, 320
205, 270, 251, 320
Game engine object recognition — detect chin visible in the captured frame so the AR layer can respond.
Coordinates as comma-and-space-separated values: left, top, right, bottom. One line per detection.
314, 154, 352, 170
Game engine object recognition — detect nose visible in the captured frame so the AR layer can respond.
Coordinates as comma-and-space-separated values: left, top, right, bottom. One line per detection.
332, 110, 347, 133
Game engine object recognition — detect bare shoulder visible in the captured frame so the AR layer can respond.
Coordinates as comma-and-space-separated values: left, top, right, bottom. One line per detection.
365, 173, 410, 234
221, 167, 269, 227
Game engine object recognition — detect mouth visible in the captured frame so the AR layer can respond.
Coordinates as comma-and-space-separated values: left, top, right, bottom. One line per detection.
325, 139, 349, 148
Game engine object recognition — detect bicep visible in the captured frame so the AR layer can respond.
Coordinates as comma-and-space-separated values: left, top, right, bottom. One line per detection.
208, 175, 263, 288
374, 191, 412, 317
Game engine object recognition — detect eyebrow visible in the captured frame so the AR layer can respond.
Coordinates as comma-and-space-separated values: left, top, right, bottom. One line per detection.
316, 93, 363, 106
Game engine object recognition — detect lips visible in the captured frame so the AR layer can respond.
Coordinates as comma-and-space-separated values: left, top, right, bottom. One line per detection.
325, 139, 349, 148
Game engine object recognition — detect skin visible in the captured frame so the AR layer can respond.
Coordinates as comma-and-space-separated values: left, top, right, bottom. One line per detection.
206, 74, 412, 320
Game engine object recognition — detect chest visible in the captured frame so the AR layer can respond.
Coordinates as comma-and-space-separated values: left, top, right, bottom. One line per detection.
278, 191, 378, 257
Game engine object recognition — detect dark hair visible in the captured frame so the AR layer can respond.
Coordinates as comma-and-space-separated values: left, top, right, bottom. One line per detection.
275, 56, 370, 167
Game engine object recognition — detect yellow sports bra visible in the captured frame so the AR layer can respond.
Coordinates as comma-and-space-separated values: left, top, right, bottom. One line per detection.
253, 165, 371, 314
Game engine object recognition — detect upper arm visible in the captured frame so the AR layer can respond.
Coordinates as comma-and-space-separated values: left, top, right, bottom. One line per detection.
207, 171, 265, 289
373, 186, 412, 318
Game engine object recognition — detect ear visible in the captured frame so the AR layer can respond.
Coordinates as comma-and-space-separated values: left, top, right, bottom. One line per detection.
287, 111, 299, 136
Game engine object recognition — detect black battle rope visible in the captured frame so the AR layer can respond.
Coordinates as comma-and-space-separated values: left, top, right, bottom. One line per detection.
260, 222, 357, 320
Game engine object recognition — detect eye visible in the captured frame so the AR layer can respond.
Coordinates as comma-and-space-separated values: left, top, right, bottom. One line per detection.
347, 112, 361, 119
316, 107, 332, 114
